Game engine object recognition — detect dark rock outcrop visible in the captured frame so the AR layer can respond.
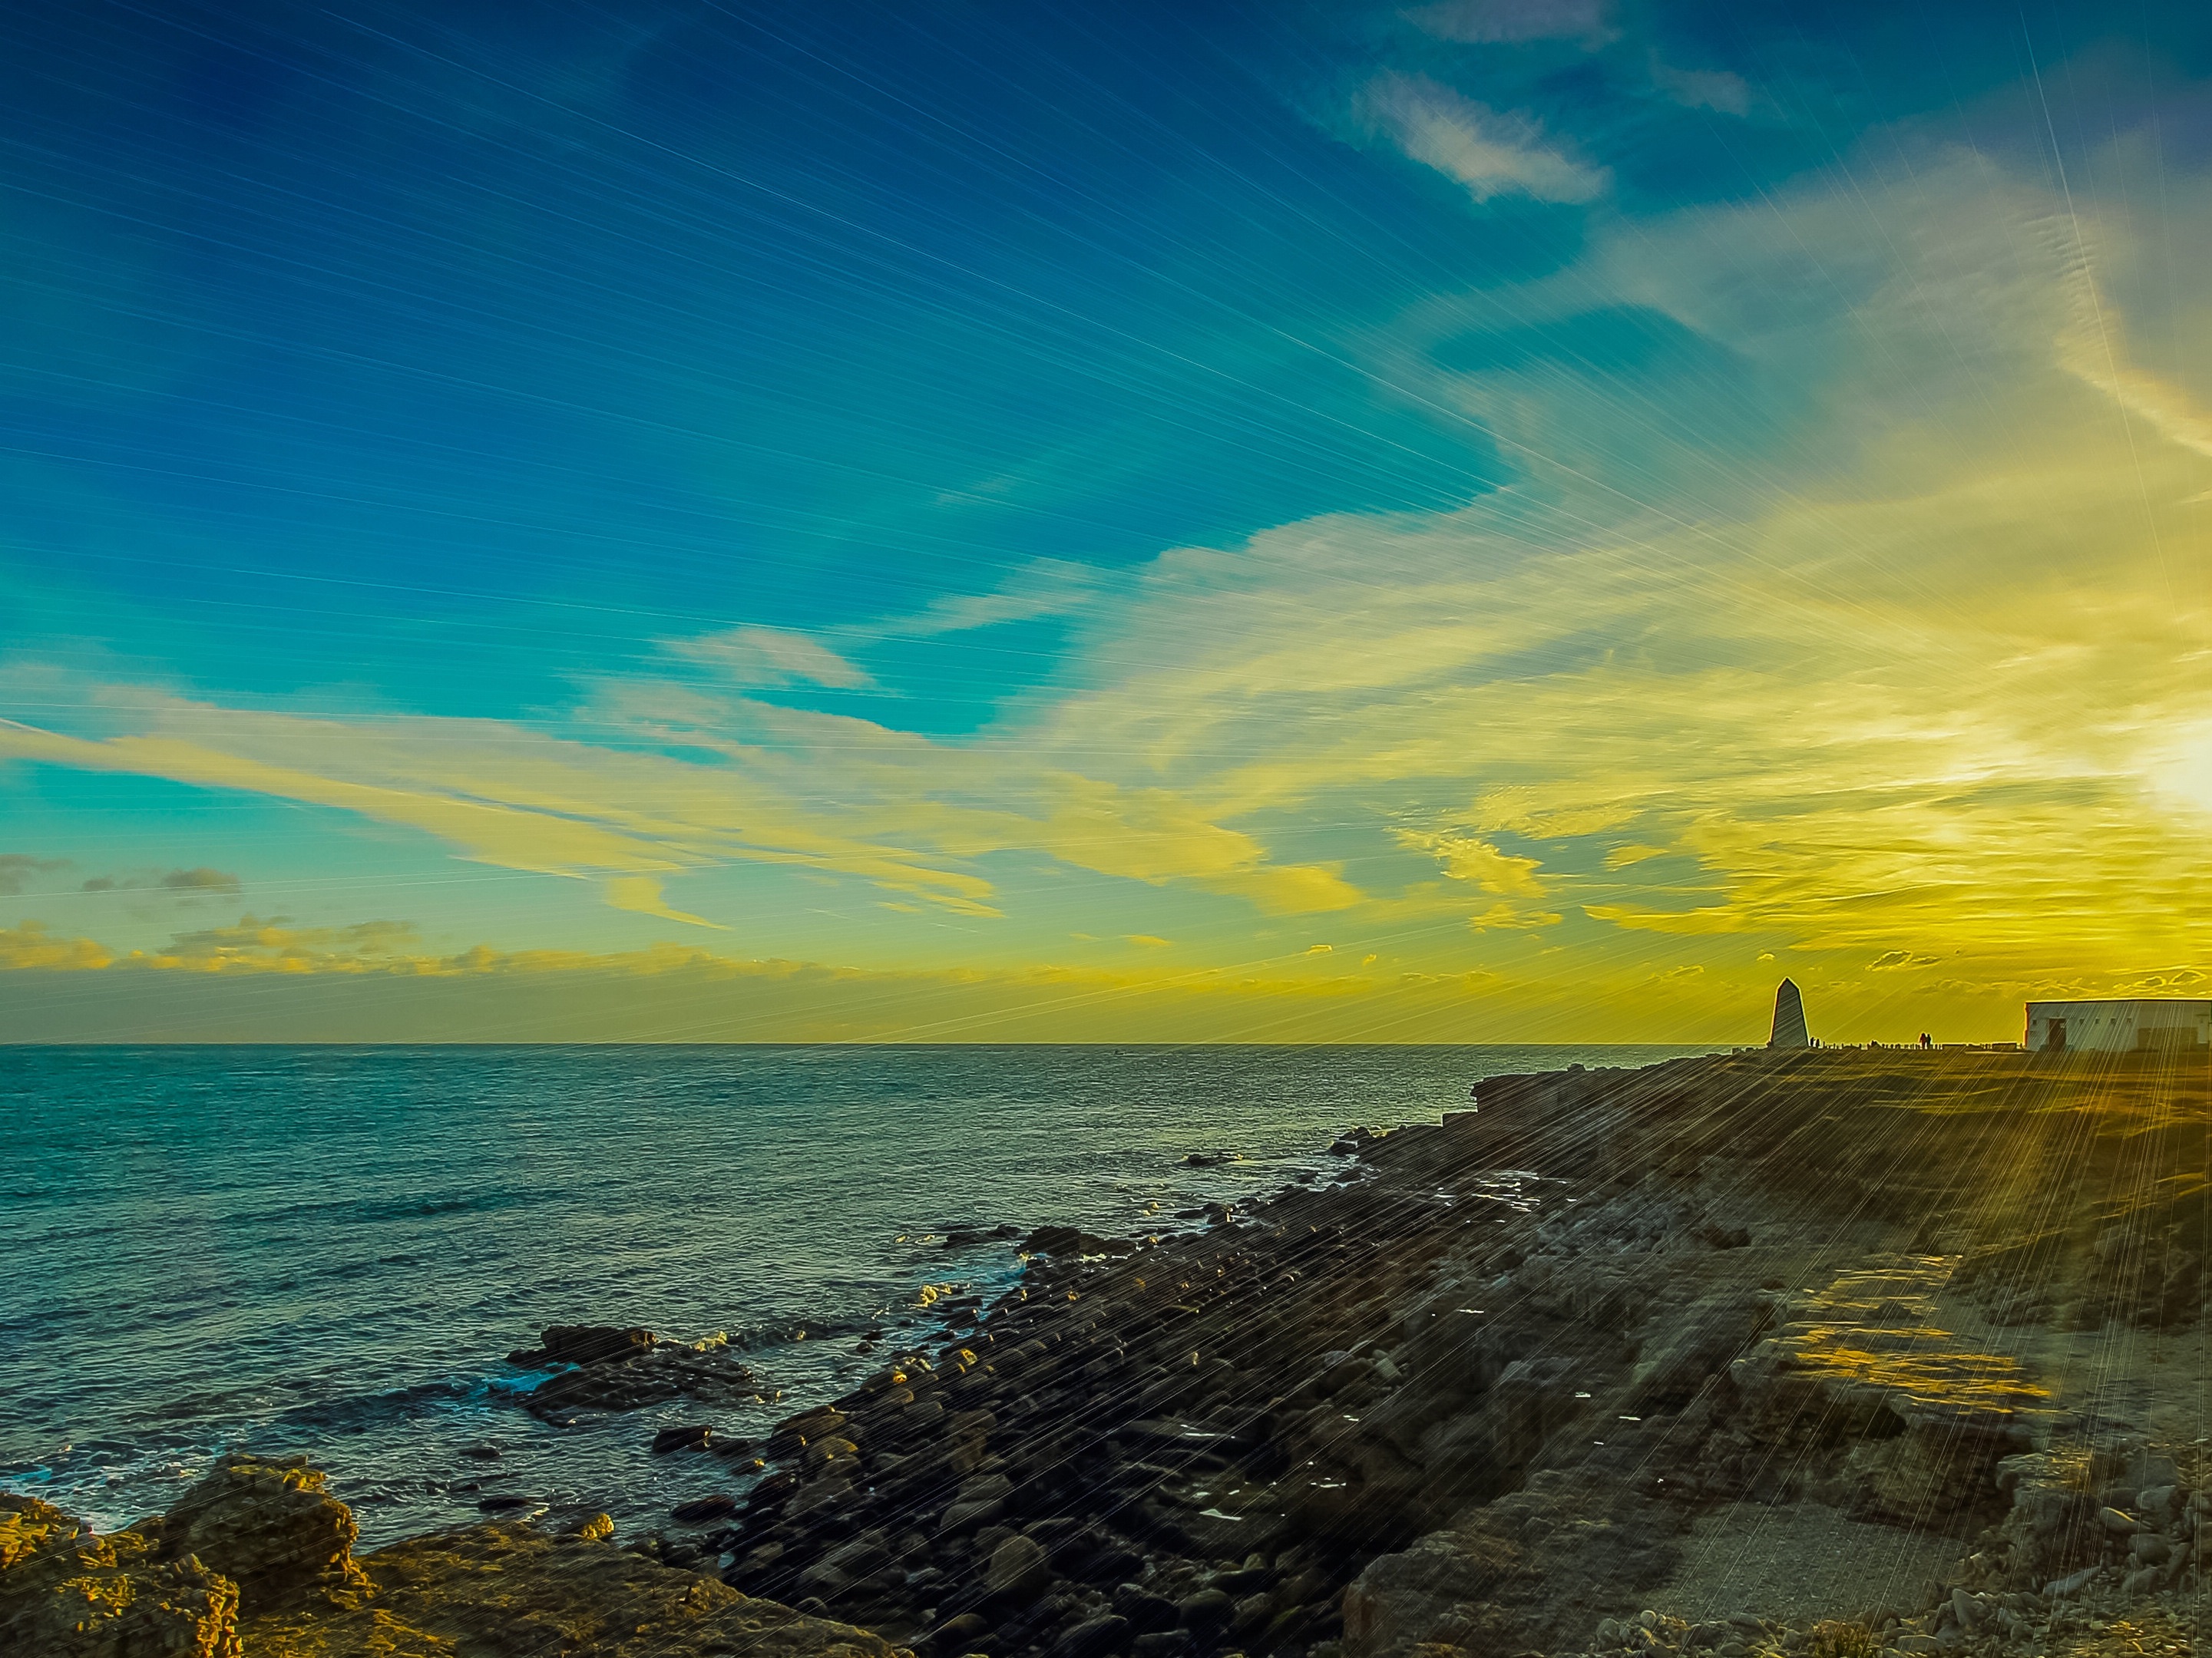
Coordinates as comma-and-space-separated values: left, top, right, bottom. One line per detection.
510, 1324, 763, 1419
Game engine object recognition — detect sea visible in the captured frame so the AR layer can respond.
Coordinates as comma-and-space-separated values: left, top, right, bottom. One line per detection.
1, 1044, 1714, 1545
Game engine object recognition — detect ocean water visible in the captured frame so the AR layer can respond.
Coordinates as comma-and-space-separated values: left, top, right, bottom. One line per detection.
1, 1044, 1712, 1544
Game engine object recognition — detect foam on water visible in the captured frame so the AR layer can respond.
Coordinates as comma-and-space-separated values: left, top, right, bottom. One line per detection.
1, 1043, 1713, 1542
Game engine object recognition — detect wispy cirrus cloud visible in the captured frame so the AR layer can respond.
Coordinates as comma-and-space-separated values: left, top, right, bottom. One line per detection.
668, 625, 876, 690
1354, 73, 1609, 205
1648, 54, 1751, 117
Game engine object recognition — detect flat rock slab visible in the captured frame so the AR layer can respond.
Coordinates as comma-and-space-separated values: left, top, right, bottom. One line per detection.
1653, 1501, 1963, 1623
243, 1520, 901, 1658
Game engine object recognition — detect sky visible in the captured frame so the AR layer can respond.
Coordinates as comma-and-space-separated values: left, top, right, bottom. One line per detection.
2, 0, 2209, 1042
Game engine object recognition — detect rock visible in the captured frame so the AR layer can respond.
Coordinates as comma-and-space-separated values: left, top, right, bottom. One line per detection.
515, 1324, 657, 1366
940, 1498, 1007, 1535
2100, 1507, 2139, 1534
768, 1409, 853, 1459
281, 1518, 901, 1658
1182, 1151, 1238, 1168
1051, 1613, 1133, 1658
0, 1495, 85, 1569
0, 1521, 241, 1658
808, 1437, 861, 1471
8, 1455, 912, 1658
1113, 1586, 1181, 1633
529, 1343, 759, 1417
1231, 1591, 1275, 1634
458, 1445, 502, 1461
800, 1534, 891, 1600
934, 1610, 994, 1646
2121, 1566, 2162, 1595
655, 1425, 716, 1454
160, 1452, 369, 1612
2131, 1534, 2171, 1565
987, 1534, 1052, 1604
672, 1495, 739, 1524
1025, 1226, 1129, 1257
2043, 1566, 2099, 1597
1178, 1588, 1235, 1633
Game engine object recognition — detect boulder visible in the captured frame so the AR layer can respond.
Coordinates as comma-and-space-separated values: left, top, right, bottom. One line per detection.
160, 1452, 369, 1612
1023, 1225, 1130, 1257
1050, 1613, 1133, 1658
512, 1324, 657, 1366
526, 1335, 761, 1415
1112, 1585, 1180, 1633
671, 1495, 739, 1524
986, 1534, 1053, 1604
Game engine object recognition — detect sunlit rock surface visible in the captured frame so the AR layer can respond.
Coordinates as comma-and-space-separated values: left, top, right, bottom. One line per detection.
0, 1461, 896, 1658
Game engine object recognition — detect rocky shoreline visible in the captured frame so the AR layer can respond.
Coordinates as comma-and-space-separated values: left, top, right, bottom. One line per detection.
8, 1051, 2208, 1658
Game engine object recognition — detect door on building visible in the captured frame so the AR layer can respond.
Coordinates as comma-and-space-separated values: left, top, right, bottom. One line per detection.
2044, 1019, 2066, 1052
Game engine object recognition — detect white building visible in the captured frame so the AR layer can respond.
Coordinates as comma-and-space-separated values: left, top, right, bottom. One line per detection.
2025, 999, 2211, 1054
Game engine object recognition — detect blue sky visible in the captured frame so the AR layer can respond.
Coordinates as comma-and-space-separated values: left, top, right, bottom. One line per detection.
5, 0, 2210, 1039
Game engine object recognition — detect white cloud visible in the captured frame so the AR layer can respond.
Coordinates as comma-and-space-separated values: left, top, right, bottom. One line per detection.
1650, 55, 1751, 117
854, 560, 1105, 641
669, 626, 875, 689
1408, 0, 1613, 45
1357, 73, 1608, 205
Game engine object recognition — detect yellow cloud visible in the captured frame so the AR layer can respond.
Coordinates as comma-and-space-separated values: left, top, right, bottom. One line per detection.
1397, 828, 1546, 897
603, 876, 723, 930
0, 920, 113, 970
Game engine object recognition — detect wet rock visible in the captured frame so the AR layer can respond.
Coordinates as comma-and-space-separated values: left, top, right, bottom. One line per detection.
511, 1324, 658, 1366
987, 1534, 1053, 1604
1050, 1613, 1132, 1658
527, 1338, 759, 1418
655, 1424, 716, 1453
943, 1223, 1025, 1250
1231, 1591, 1275, 1635
1177, 1588, 1235, 1633
933, 1610, 994, 1650
672, 1495, 739, 1524
1025, 1226, 1130, 1257
1113, 1585, 1181, 1633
